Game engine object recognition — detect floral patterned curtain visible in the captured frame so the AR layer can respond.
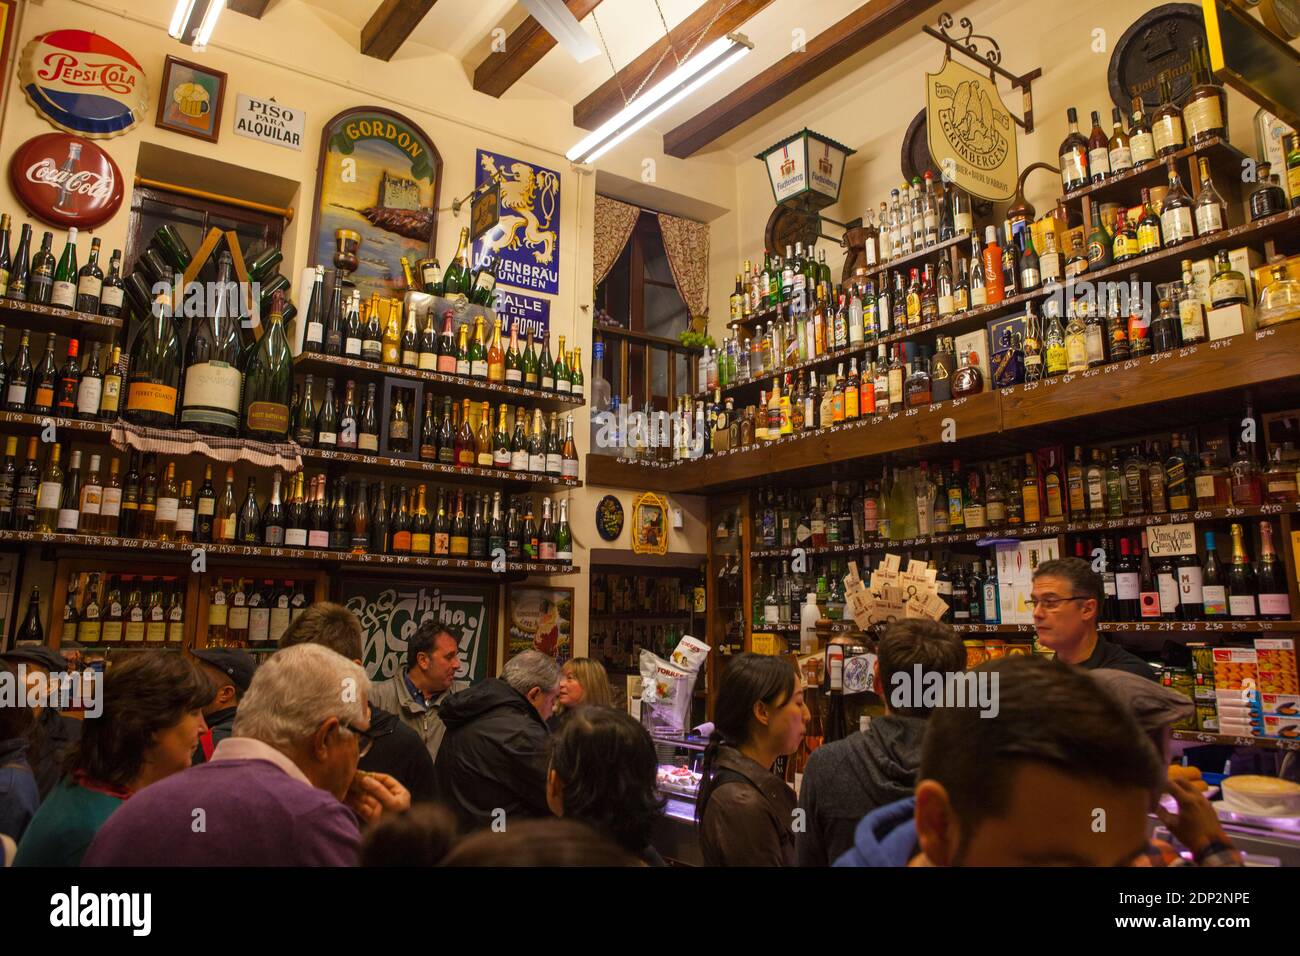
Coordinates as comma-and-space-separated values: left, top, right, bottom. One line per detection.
593, 195, 641, 287
657, 212, 710, 318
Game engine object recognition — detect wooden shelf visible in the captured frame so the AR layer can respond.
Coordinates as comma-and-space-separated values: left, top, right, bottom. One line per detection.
1171, 730, 1300, 752
299, 446, 581, 490
1061, 137, 1247, 207
596, 325, 703, 353
952, 622, 1300, 634
598, 318, 1300, 493
711, 207, 1300, 405
293, 353, 585, 410
748, 503, 1300, 560
0, 410, 114, 438
858, 230, 973, 283
0, 529, 579, 576
0, 298, 123, 341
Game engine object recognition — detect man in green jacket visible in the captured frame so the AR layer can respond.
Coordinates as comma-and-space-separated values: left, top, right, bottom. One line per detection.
368, 621, 467, 765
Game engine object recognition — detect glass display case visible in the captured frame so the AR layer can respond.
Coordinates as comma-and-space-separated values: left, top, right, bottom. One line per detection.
648, 731, 709, 866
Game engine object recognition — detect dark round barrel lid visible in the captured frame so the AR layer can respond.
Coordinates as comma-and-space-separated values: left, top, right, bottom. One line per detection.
902, 109, 936, 183
1108, 3, 1207, 113
765, 204, 820, 256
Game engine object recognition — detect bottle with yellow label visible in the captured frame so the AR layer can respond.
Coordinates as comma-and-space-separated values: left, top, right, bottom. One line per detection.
381, 301, 402, 365
1043, 304, 1068, 376
1065, 301, 1089, 373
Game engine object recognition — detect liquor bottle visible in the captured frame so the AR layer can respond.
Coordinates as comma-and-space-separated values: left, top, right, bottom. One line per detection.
1113, 535, 1140, 621
468, 315, 488, 380
1112, 213, 1137, 264
469, 493, 489, 559
76, 237, 104, 314
1042, 303, 1067, 376
509, 406, 528, 470
355, 381, 379, 452
92, 456, 120, 536
528, 407, 546, 472
1193, 158, 1227, 236
31, 336, 57, 414
1225, 523, 1258, 618
54, 339, 81, 417
338, 380, 359, 450
451, 398, 473, 468
389, 388, 412, 454
99, 249, 125, 318
348, 481, 369, 554
329, 479, 350, 551
1152, 71, 1186, 157
1085, 206, 1113, 271
302, 266, 326, 353
536, 497, 556, 561
450, 490, 469, 556
1248, 162, 1290, 220
409, 484, 431, 555
431, 487, 449, 556
1087, 110, 1111, 183
16, 585, 44, 644
0, 215, 11, 298
553, 335, 571, 394
34, 443, 64, 533
502, 320, 525, 385
1200, 530, 1228, 619
336, 289, 361, 358
483, 316, 507, 383
491, 404, 511, 470
313, 377, 337, 448
226, 580, 249, 648
1229, 418, 1262, 507
476, 401, 494, 468
0, 436, 16, 530
4, 331, 31, 411
1209, 250, 1248, 308
75, 342, 104, 421
6, 224, 31, 302
1150, 297, 1179, 353
125, 286, 181, 426
1184, 37, 1226, 146
360, 297, 383, 362
1257, 521, 1290, 619
1059, 107, 1090, 191
50, 228, 79, 309
399, 305, 419, 369
454, 322, 471, 377
307, 476, 330, 550
212, 467, 237, 544
539, 334, 555, 391
418, 393, 437, 462
99, 344, 123, 422
55, 448, 82, 533
165, 582, 185, 644
121, 581, 146, 644
136, 456, 159, 539
1160, 162, 1196, 247
442, 228, 471, 296
1102, 106, 1133, 176
76, 573, 101, 644
260, 470, 285, 546
381, 301, 402, 365
1064, 302, 1088, 373
155, 461, 180, 542
174, 479, 195, 545
14, 437, 39, 531
1287, 132, 1300, 208
982, 226, 1004, 303
181, 252, 244, 436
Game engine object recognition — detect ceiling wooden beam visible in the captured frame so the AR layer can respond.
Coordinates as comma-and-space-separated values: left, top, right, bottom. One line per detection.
573, 0, 772, 131
361, 0, 440, 61
473, 0, 606, 98
663, 0, 944, 159
227, 0, 273, 16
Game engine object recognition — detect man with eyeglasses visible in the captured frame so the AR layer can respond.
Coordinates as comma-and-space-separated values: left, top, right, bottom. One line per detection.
1030, 558, 1155, 680
83, 644, 410, 867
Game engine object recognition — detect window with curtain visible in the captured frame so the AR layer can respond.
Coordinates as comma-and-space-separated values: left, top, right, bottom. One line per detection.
596, 210, 691, 406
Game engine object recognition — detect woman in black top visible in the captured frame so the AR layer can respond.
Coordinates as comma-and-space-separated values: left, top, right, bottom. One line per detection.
546, 705, 667, 865
696, 654, 808, 866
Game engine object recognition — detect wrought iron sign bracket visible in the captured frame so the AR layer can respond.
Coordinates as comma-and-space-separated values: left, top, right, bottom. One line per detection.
922, 12, 1042, 133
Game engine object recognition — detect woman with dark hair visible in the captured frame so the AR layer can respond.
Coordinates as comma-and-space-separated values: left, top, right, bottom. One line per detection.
546, 705, 665, 864
0, 659, 40, 841
15, 651, 212, 866
696, 653, 808, 866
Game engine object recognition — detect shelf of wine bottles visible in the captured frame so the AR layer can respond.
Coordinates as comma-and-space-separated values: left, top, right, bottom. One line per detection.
749, 502, 1300, 559
702, 206, 1299, 407
0, 410, 114, 437
947, 622, 1300, 634
293, 352, 585, 410
1171, 730, 1300, 751
1061, 136, 1245, 205
0, 529, 579, 574
298, 446, 582, 489
0, 299, 122, 339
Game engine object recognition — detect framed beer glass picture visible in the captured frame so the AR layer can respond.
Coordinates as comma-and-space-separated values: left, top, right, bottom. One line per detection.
156, 55, 226, 143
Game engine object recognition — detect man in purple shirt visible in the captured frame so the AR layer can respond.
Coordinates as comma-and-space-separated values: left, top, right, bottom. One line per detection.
84, 644, 409, 867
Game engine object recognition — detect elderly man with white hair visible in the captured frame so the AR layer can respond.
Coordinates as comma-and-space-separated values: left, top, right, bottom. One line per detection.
433, 650, 561, 832
83, 644, 409, 866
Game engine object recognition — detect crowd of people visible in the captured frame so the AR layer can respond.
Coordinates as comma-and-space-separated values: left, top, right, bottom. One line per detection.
0, 557, 1245, 867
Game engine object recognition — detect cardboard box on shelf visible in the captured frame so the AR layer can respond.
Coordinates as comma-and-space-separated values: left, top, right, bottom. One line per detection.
1228, 247, 1265, 306
1206, 303, 1256, 341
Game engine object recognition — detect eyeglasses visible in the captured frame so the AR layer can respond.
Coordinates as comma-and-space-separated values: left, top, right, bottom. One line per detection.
342, 721, 376, 757
1026, 595, 1092, 611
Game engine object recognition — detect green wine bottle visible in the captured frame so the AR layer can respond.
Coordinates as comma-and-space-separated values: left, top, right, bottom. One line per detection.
242, 291, 294, 441
124, 277, 181, 427
50, 227, 79, 309
442, 227, 471, 296
180, 251, 244, 437
521, 330, 539, 389
470, 249, 499, 306
538, 333, 555, 391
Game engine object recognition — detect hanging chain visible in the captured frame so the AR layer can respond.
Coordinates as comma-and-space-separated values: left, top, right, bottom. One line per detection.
599, 0, 741, 108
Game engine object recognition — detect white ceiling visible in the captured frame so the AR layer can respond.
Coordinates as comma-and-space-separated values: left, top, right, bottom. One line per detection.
291, 0, 869, 156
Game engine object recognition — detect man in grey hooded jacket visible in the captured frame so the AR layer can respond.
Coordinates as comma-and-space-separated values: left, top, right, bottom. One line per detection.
796, 620, 965, 867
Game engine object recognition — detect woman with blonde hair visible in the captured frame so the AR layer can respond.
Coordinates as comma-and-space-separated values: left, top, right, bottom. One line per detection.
549, 658, 613, 729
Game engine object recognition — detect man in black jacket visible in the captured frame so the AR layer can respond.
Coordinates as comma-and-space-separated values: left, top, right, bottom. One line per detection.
796, 620, 966, 867
433, 650, 560, 832
191, 648, 255, 764
277, 603, 437, 803
1, 645, 81, 800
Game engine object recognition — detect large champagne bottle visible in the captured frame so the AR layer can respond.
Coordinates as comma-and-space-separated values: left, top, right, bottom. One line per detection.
180, 251, 243, 436
242, 291, 293, 441
124, 277, 181, 427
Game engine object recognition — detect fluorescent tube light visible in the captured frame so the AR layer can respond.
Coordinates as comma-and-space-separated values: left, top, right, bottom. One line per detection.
567, 33, 752, 165
169, 0, 225, 50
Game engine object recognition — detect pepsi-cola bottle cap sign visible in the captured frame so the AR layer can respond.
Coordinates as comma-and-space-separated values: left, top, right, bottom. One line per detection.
9, 133, 124, 229
19, 30, 149, 138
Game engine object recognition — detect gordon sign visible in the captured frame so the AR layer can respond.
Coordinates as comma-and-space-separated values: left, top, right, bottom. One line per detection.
20, 30, 148, 137
9, 132, 123, 229
926, 57, 1018, 201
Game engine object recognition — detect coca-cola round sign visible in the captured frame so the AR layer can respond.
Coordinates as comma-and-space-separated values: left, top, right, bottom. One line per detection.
9, 133, 124, 229
20, 30, 149, 137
